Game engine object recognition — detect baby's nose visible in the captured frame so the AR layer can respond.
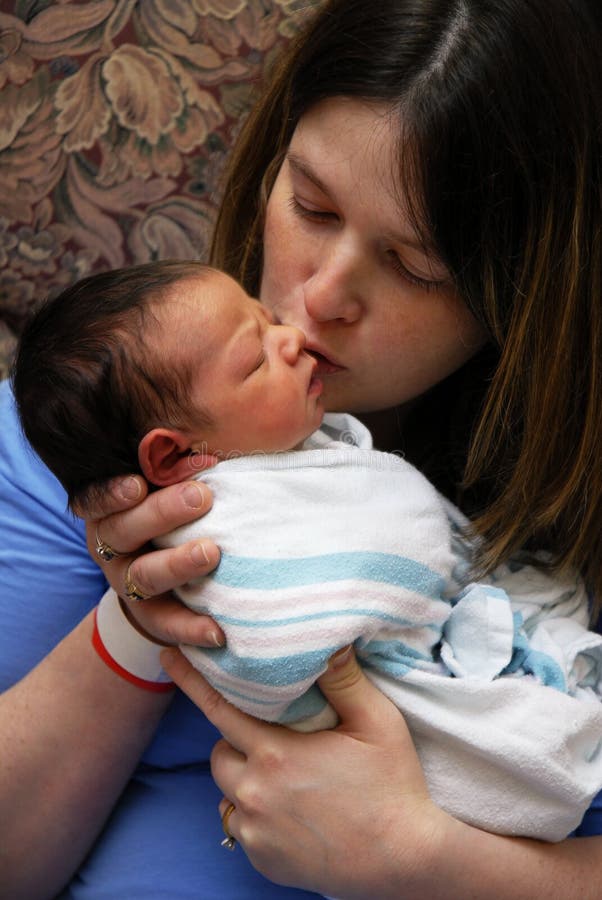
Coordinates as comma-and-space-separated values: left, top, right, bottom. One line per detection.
278, 324, 306, 360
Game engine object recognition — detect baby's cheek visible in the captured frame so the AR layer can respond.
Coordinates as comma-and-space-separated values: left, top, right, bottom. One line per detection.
265, 408, 306, 450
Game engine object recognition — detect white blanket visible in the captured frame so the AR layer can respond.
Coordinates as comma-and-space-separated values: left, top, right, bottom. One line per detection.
157, 414, 602, 840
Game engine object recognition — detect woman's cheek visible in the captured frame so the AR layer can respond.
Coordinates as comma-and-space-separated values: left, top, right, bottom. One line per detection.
260, 209, 300, 315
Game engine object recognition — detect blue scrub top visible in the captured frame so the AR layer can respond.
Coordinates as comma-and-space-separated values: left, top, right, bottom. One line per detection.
1, 379, 600, 897
0, 380, 320, 898
575, 609, 602, 836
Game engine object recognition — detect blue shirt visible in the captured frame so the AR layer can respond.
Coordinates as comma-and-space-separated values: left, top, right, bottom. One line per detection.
1, 379, 600, 896
0, 380, 319, 899
575, 613, 602, 837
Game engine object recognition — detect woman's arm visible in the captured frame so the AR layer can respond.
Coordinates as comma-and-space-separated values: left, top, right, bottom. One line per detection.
162, 646, 602, 900
432, 819, 601, 900
0, 611, 173, 899
0, 468, 221, 899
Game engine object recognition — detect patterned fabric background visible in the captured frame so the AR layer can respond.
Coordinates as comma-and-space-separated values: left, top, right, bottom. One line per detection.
0, 0, 322, 379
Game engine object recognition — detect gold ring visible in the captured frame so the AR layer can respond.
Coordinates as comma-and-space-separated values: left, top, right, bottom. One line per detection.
220, 802, 237, 850
124, 562, 152, 603
95, 526, 125, 562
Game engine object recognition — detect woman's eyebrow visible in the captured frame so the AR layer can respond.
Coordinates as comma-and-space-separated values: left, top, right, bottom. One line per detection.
286, 152, 331, 195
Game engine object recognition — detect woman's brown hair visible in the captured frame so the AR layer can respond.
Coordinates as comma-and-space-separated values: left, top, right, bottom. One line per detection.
211, 0, 602, 610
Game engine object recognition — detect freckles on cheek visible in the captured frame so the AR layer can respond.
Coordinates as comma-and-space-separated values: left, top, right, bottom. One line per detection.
264, 200, 303, 271
260, 252, 287, 315
261, 218, 313, 323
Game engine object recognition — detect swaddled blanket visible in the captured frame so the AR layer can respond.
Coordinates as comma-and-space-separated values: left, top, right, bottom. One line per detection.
157, 414, 602, 841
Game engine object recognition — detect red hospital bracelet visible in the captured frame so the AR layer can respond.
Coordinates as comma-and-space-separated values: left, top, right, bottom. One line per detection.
92, 589, 175, 693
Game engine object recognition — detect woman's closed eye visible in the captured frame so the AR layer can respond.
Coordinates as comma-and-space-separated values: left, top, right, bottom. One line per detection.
288, 195, 338, 223
386, 250, 447, 293
289, 194, 446, 292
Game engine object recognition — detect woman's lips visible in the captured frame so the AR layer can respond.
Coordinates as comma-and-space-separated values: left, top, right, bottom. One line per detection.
306, 349, 344, 375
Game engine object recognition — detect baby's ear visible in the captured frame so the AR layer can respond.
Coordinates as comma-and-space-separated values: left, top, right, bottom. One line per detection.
138, 428, 214, 486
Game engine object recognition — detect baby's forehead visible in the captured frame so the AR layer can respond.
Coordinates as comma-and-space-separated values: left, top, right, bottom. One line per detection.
152, 274, 218, 326
151, 270, 255, 353
163, 269, 244, 309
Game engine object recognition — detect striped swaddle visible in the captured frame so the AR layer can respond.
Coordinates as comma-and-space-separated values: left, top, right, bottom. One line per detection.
159, 414, 456, 728
156, 414, 602, 840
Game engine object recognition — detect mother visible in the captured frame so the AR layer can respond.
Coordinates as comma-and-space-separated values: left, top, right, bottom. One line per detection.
1, 0, 600, 897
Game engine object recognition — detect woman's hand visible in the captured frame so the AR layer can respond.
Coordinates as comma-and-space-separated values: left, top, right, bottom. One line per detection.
161, 645, 452, 900
78, 473, 225, 648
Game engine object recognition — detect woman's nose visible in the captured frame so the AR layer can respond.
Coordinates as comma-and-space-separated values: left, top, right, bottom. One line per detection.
303, 245, 363, 324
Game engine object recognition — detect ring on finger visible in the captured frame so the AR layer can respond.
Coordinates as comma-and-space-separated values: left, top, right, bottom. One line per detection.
221, 802, 237, 850
124, 561, 152, 603
95, 525, 126, 562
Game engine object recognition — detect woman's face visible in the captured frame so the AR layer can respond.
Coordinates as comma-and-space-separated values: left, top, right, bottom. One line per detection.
260, 97, 486, 414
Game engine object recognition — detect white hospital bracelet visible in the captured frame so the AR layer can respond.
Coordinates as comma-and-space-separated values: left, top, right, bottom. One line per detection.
92, 588, 175, 692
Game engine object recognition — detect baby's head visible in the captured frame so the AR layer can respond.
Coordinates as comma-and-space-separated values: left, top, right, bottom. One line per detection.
13, 261, 323, 508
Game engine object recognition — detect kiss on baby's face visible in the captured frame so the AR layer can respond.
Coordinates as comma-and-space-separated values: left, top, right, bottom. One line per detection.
157, 271, 325, 458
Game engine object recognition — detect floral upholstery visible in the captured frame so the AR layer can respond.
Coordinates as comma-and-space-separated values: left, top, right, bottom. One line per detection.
0, 0, 322, 379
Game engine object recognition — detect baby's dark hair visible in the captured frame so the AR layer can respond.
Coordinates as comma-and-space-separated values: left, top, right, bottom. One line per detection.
12, 260, 213, 508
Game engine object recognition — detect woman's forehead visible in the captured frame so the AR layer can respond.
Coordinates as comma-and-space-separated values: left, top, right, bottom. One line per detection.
290, 96, 430, 249
292, 97, 398, 184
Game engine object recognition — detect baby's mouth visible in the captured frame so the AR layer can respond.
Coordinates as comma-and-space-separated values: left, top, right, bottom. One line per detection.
305, 355, 322, 396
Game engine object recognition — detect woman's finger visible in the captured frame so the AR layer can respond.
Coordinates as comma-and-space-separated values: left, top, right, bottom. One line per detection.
318, 646, 412, 744
112, 542, 223, 646
86, 534, 224, 647
120, 594, 226, 648
90, 480, 214, 556
118, 540, 220, 599
85, 524, 221, 601
161, 649, 271, 751
213, 739, 248, 804
72, 474, 148, 519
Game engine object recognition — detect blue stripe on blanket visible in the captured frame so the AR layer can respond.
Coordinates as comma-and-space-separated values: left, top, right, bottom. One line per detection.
213, 551, 445, 598
196, 645, 338, 686
279, 687, 329, 723
191, 636, 439, 688
208, 678, 328, 723
501, 612, 567, 691
358, 638, 438, 679
209, 607, 442, 631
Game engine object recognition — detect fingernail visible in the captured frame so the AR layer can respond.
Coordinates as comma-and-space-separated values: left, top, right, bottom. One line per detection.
190, 542, 211, 566
182, 482, 206, 509
118, 476, 141, 501
208, 629, 225, 648
330, 645, 352, 669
